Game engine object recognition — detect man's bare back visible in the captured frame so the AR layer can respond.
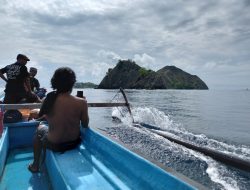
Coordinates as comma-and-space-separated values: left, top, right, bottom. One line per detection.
47, 92, 89, 144
29, 67, 89, 173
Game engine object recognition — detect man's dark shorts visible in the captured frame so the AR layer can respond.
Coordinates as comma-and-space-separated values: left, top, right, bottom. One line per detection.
36, 124, 81, 152
4, 92, 27, 104
4, 92, 39, 104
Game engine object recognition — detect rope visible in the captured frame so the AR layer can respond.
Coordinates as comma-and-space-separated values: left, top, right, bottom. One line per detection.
109, 88, 134, 122
110, 89, 121, 102
110, 90, 125, 118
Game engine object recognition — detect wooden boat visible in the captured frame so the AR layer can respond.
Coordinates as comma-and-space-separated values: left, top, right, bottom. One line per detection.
0, 120, 198, 190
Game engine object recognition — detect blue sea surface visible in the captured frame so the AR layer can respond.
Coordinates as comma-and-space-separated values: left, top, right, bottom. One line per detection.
79, 88, 250, 190
0, 87, 249, 189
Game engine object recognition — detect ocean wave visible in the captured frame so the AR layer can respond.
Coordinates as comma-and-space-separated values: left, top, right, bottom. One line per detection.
111, 106, 250, 189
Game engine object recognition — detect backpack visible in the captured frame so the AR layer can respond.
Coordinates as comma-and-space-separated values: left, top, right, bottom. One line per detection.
4, 110, 23, 123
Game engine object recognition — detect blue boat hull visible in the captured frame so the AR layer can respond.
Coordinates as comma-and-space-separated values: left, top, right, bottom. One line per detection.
0, 121, 197, 190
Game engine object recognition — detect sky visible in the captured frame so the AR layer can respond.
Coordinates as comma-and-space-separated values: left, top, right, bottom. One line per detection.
0, 0, 249, 89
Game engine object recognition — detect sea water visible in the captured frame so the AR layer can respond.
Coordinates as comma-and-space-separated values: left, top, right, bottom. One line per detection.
1, 88, 249, 189
79, 88, 250, 190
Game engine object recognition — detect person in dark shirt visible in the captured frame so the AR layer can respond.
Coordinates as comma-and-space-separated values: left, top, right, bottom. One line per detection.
29, 67, 40, 92
29, 67, 47, 99
0, 54, 39, 103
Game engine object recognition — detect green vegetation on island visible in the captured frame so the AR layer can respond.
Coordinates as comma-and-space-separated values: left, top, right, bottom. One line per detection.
97, 59, 208, 89
74, 82, 98, 89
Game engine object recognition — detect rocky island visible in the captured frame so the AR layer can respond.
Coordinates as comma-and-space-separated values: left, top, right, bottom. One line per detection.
98, 60, 208, 89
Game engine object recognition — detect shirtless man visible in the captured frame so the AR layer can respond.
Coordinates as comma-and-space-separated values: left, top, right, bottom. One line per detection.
28, 67, 89, 173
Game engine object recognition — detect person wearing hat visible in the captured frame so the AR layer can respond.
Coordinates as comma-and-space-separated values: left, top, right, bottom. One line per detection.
0, 54, 39, 103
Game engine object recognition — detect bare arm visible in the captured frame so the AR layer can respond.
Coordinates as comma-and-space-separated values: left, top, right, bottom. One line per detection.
35, 114, 47, 121
81, 99, 89, 128
24, 77, 32, 93
0, 70, 7, 82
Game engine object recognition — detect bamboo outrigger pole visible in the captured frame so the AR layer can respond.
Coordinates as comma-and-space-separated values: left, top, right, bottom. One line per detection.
0, 89, 131, 110
119, 88, 134, 123
138, 123, 250, 172
0, 102, 128, 110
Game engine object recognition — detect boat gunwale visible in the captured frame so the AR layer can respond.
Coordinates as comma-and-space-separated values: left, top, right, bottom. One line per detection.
1, 120, 207, 190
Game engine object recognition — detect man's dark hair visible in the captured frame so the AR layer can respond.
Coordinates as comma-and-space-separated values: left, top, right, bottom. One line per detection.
51, 67, 76, 93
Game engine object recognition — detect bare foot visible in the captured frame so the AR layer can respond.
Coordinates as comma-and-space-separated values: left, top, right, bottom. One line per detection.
28, 163, 39, 173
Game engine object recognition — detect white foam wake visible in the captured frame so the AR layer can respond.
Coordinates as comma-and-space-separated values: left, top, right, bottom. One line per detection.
112, 106, 249, 190
188, 150, 239, 190
115, 106, 250, 159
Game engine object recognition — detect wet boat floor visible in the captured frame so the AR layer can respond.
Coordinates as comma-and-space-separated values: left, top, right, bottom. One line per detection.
0, 148, 52, 190
0, 146, 131, 190
53, 144, 131, 190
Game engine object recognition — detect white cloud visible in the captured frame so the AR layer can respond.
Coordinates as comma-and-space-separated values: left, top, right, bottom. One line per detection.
3, 0, 130, 17
204, 62, 217, 70
0, 0, 250, 89
97, 50, 122, 61
133, 53, 155, 69
90, 62, 111, 78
